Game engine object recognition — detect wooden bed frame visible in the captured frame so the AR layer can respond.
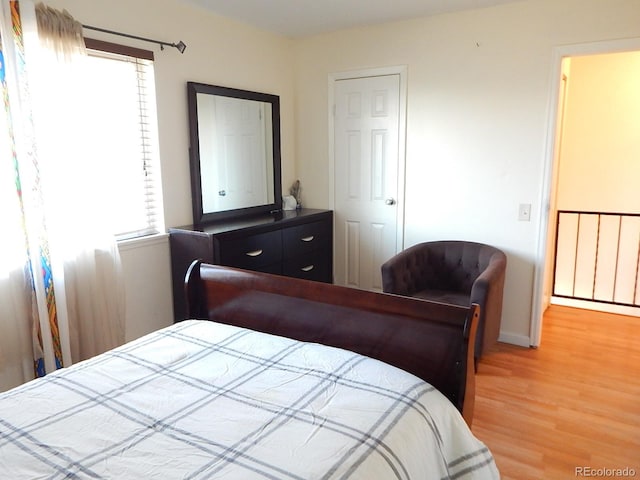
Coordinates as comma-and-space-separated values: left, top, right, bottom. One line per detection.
184, 260, 480, 426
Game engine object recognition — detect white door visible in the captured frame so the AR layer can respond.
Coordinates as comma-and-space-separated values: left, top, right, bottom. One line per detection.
333, 74, 402, 291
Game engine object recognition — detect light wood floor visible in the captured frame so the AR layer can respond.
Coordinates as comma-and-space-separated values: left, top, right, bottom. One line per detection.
472, 305, 640, 479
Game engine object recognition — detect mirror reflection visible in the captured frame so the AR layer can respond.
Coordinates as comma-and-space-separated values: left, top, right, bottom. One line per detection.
187, 82, 282, 224
197, 94, 274, 211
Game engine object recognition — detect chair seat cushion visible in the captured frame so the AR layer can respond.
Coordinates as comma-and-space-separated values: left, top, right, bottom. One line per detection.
412, 289, 470, 307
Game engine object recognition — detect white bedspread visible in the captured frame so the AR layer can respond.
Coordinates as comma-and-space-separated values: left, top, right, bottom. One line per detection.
0, 320, 499, 479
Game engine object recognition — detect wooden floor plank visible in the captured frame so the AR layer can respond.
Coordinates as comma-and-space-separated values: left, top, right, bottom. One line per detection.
472, 305, 640, 479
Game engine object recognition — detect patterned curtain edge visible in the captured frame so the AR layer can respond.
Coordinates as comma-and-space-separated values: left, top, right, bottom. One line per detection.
2, 0, 63, 376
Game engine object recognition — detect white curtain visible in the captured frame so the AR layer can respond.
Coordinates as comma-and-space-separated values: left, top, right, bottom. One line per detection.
0, 132, 34, 389
0, 0, 125, 391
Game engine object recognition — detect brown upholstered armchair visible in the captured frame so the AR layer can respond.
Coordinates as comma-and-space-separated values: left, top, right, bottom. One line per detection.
381, 241, 507, 367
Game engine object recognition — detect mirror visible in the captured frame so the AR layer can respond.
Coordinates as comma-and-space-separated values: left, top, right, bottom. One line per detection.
187, 82, 282, 225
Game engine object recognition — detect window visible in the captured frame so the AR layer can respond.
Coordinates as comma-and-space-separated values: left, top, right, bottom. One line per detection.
80, 39, 164, 240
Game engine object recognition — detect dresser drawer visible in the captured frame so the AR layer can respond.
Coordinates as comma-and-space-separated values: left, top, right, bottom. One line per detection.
283, 248, 331, 282
283, 220, 330, 257
217, 230, 282, 269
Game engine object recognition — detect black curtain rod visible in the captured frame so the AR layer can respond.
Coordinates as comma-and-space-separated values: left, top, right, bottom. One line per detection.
82, 24, 186, 53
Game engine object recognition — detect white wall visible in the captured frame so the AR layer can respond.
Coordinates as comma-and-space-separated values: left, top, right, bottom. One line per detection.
118, 236, 173, 341
293, 0, 640, 346
46, 0, 296, 338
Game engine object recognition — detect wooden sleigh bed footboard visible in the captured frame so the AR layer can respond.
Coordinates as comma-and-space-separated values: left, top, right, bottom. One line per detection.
184, 260, 480, 425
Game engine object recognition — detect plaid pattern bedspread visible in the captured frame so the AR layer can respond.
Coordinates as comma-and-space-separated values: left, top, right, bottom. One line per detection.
0, 320, 499, 479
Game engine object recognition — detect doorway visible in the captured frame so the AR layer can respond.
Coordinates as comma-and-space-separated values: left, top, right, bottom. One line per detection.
329, 67, 407, 291
532, 38, 640, 346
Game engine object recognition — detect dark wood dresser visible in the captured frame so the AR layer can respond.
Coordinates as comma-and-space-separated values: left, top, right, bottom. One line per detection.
169, 209, 333, 321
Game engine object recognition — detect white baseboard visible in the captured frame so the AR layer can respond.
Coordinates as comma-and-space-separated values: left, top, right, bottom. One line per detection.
551, 296, 640, 317
497, 331, 531, 348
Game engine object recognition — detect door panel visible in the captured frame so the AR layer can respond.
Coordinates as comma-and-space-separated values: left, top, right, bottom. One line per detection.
334, 74, 401, 291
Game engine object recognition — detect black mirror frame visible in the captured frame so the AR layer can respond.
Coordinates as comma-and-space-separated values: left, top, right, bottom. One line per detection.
187, 82, 283, 225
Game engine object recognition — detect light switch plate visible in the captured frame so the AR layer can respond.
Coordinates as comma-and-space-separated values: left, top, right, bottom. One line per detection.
518, 203, 531, 222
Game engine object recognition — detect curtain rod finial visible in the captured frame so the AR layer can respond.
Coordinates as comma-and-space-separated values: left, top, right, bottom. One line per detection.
175, 40, 186, 54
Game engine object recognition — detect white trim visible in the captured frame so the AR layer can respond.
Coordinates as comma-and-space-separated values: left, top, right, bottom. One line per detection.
531, 37, 640, 348
327, 65, 408, 254
117, 232, 168, 252
498, 332, 532, 348
551, 297, 640, 318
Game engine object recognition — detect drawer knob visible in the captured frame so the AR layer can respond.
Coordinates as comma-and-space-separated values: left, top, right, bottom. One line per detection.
301, 265, 315, 272
301, 235, 314, 242
246, 249, 263, 257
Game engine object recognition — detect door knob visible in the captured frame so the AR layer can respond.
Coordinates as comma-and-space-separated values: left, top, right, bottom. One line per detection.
385, 198, 396, 205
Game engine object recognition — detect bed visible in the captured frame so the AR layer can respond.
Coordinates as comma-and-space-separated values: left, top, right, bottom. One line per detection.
0, 261, 499, 479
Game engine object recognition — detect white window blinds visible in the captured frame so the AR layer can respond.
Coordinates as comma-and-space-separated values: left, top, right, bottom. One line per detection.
84, 42, 164, 240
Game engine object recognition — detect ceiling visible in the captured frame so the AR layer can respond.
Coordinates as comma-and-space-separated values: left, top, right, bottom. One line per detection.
180, 0, 522, 38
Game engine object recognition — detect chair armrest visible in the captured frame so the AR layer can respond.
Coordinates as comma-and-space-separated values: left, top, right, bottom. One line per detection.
470, 253, 506, 353
469, 254, 506, 305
